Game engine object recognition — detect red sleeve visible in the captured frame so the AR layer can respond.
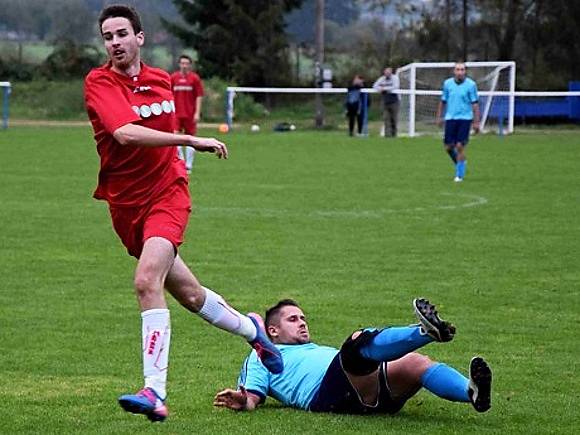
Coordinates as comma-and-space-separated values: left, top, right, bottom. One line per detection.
194, 75, 204, 97
84, 72, 140, 134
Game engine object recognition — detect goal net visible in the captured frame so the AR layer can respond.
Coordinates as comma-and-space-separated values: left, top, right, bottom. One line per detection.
1, 82, 10, 129
396, 62, 516, 136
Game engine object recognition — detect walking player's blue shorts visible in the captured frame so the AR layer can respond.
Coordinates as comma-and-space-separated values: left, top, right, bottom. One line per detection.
444, 119, 472, 146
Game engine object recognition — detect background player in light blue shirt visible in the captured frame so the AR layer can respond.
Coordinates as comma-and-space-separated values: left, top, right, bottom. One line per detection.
436, 63, 481, 182
214, 298, 492, 415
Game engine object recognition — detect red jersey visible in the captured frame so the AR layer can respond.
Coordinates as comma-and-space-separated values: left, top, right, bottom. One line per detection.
84, 62, 187, 207
170, 71, 204, 118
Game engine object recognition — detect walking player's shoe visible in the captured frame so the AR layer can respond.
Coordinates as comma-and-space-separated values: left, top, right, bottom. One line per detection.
454, 176, 463, 182
413, 298, 456, 342
468, 356, 492, 413
118, 387, 168, 422
248, 313, 284, 374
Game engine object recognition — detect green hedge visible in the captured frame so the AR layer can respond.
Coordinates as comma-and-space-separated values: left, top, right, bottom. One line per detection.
8, 77, 268, 122
10, 80, 87, 120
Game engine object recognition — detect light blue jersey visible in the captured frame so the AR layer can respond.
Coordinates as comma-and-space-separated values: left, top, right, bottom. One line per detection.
237, 343, 338, 410
441, 77, 479, 120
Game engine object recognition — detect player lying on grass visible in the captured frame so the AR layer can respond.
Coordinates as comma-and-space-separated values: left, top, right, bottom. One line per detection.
214, 298, 492, 415
84, 5, 282, 422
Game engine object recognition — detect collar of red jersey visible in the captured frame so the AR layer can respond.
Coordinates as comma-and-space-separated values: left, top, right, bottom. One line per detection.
106, 60, 148, 81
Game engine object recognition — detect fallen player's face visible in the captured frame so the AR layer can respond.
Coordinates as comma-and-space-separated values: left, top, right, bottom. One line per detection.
101, 17, 144, 70
271, 306, 310, 345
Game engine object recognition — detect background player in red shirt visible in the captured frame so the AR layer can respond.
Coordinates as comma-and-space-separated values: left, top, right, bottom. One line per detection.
171, 54, 204, 173
84, 5, 282, 422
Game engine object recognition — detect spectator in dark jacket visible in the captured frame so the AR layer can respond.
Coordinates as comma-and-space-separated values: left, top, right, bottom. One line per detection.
345, 75, 368, 136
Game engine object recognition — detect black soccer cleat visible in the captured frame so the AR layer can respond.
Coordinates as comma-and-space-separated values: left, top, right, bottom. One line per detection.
413, 298, 456, 342
468, 356, 492, 413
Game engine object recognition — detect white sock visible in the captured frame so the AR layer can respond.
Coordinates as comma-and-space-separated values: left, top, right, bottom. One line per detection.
177, 146, 185, 160
142, 308, 170, 400
198, 287, 257, 341
185, 147, 195, 169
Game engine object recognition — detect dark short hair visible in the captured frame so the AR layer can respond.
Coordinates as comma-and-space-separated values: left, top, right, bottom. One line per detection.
179, 54, 193, 63
265, 299, 301, 335
98, 4, 142, 34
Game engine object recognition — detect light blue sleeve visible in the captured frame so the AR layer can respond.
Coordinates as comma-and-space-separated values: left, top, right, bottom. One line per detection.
237, 351, 270, 402
441, 80, 449, 102
469, 81, 479, 103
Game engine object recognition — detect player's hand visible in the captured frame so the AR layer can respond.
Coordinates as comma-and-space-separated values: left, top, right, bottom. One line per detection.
194, 113, 201, 122
473, 121, 480, 134
191, 137, 228, 159
214, 386, 248, 410
436, 117, 443, 127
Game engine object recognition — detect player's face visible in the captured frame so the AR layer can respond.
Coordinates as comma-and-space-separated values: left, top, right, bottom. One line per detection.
101, 17, 144, 71
179, 58, 192, 73
268, 306, 310, 345
454, 64, 467, 81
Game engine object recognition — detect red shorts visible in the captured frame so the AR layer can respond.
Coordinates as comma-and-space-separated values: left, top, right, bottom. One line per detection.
109, 179, 191, 258
175, 117, 197, 135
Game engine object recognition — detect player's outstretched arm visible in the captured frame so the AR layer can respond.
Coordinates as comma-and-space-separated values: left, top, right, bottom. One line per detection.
213, 386, 261, 411
113, 123, 228, 158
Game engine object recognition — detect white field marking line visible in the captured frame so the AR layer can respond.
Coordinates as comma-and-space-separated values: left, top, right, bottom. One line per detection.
197, 192, 488, 219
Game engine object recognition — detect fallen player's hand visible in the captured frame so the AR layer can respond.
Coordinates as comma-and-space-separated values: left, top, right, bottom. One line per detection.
214, 386, 248, 410
190, 137, 228, 159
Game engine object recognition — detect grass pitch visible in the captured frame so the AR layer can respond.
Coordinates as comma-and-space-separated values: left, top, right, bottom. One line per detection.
0, 126, 578, 434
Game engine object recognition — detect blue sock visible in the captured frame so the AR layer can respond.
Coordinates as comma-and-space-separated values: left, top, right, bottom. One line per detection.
359, 326, 433, 362
460, 160, 467, 178
455, 162, 462, 178
421, 363, 470, 402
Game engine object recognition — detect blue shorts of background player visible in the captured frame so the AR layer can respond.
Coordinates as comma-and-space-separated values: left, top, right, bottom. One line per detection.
444, 119, 472, 147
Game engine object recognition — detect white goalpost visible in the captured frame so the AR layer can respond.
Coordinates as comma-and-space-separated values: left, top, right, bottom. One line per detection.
0, 81, 11, 130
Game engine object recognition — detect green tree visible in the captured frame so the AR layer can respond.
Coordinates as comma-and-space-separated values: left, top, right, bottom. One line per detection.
164, 0, 303, 86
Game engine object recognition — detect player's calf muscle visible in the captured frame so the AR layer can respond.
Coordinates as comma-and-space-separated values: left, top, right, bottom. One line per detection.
166, 281, 205, 312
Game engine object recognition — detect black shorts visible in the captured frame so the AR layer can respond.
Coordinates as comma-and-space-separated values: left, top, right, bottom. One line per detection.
308, 354, 405, 415
444, 119, 472, 146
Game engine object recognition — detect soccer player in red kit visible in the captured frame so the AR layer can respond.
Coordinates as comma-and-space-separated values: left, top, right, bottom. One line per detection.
171, 55, 204, 173
84, 5, 282, 422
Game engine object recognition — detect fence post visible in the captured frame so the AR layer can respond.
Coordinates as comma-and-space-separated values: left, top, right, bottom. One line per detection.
2, 85, 10, 130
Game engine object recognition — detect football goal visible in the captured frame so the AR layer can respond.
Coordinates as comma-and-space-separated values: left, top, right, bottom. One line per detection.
396, 61, 516, 136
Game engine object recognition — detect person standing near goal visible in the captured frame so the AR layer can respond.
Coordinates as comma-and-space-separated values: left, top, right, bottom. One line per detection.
171, 54, 204, 173
84, 4, 283, 422
373, 67, 400, 138
436, 63, 480, 182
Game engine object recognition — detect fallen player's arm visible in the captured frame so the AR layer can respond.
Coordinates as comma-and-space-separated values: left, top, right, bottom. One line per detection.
213, 386, 261, 411
113, 123, 228, 158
